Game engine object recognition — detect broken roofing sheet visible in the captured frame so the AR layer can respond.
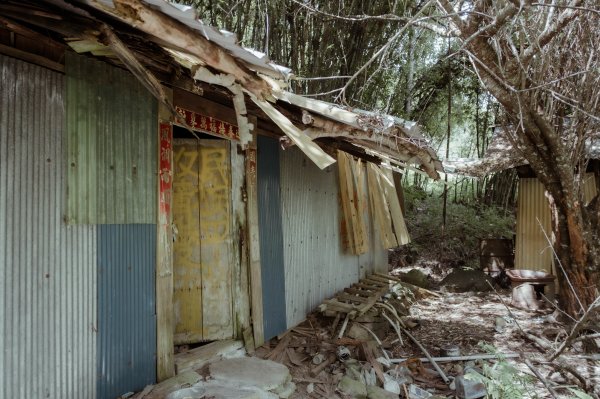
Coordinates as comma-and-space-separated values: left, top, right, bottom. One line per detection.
18, 0, 442, 177
444, 127, 600, 177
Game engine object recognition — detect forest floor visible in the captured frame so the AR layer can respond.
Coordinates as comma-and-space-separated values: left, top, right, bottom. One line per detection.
255, 263, 600, 399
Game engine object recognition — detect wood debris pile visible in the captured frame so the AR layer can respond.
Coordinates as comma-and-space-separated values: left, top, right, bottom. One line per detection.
253, 273, 467, 398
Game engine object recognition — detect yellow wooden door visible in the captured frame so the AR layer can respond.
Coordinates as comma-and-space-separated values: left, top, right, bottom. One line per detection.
173, 139, 234, 344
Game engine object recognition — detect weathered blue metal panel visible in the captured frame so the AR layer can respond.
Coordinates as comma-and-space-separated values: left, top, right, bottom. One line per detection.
97, 224, 157, 399
257, 135, 287, 340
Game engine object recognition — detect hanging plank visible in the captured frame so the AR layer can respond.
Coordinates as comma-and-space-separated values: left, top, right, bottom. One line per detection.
379, 167, 411, 245
250, 94, 335, 170
367, 164, 398, 249
337, 151, 367, 254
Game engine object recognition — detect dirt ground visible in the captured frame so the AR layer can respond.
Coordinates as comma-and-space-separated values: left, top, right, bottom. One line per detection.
256, 265, 600, 399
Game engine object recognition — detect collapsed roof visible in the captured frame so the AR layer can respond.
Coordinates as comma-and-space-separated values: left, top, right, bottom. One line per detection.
444, 128, 600, 177
0, 0, 443, 178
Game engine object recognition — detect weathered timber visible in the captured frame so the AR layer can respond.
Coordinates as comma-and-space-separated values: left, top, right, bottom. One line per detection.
174, 340, 244, 375
245, 132, 264, 347
344, 287, 373, 297
143, 371, 202, 399
336, 293, 371, 304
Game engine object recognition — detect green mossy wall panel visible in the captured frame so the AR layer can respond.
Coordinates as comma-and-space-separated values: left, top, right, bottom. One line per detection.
66, 52, 157, 224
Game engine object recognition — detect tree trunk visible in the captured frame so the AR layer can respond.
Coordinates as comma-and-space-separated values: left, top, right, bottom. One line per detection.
459, 28, 600, 317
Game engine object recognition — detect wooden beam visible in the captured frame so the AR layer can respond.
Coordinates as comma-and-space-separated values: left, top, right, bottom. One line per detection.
245, 131, 264, 347
156, 95, 175, 381
93, 0, 271, 98
0, 43, 63, 72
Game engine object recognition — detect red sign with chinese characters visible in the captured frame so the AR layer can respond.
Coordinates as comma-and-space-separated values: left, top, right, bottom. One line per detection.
159, 123, 173, 218
175, 106, 240, 141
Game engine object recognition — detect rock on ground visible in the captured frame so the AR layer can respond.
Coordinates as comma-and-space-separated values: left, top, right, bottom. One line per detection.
440, 269, 493, 292
209, 357, 293, 397
398, 269, 431, 289
337, 375, 368, 398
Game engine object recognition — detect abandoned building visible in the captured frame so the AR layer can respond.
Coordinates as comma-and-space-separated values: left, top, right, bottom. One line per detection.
0, 1, 443, 398
445, 128, 599, 276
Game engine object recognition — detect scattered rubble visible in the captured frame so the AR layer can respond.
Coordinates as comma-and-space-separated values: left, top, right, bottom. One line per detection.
131, 271, 599, 398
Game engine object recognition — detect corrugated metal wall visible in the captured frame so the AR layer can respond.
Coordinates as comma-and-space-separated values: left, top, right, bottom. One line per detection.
0, 55, 97, 398
515, 175, 598, 274
280, 148, 387, 327
97, 225, 156, 399
515, 178, 553, 273
66, 52, 157, 224
257, 135, 287, 340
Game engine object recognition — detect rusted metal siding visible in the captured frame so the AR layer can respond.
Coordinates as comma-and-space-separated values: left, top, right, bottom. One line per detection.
97, 224, 156, 399
279, 148, 386, 327
515, 178, 553, 273
0, 55, 97, 398
66, 52, 157, 224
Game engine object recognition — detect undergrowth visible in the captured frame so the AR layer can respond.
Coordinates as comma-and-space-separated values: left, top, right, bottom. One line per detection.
466, 343, 593, 399
397, 185, 514, 269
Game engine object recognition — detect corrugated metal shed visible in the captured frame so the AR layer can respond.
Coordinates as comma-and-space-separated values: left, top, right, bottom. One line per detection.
97, 224, 156, 399
280, 148, 387, 327
66, 52, 158, 224
515, 178, 553, 273
0, 55, 97, 398
515, 175, 598, 274
257, 135, 287, 340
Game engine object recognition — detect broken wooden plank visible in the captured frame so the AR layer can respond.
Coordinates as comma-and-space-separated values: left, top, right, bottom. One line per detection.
310, 354, 337, 377
322, 299, 359, 312
336, 293, 371, 304
363, 277, 391, 287
373, 272, 442, 298
267, 334, 292, 361
174, 340, 244, 375
344, 287, 374, 297
367, 163, 398, 249
338, 151, 367, 254
360, 341, 385, 384
250, 94, 336, 169
143, 371, 202, 399
379, 167, 411, 245
352, 282, 381, 290
365, 275, 396, 285
349, 156, 369, 253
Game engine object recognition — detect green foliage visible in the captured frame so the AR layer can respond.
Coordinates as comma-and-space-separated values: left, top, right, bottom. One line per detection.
567, 388, 594, 399
465, 343, 537, 399
402, 185, 514, 268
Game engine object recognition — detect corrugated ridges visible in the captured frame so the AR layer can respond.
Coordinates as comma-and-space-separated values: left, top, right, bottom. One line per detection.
515, 178, 553, 272
257, 135, 287, 340
97, 224, 156, 399
0, 54, 97, 398
279, 148, 386, 328
66, 52, 158, 224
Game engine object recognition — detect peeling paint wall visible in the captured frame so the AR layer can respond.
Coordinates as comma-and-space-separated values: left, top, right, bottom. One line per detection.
0, 55, 97, 398
280, 148, 387, 327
